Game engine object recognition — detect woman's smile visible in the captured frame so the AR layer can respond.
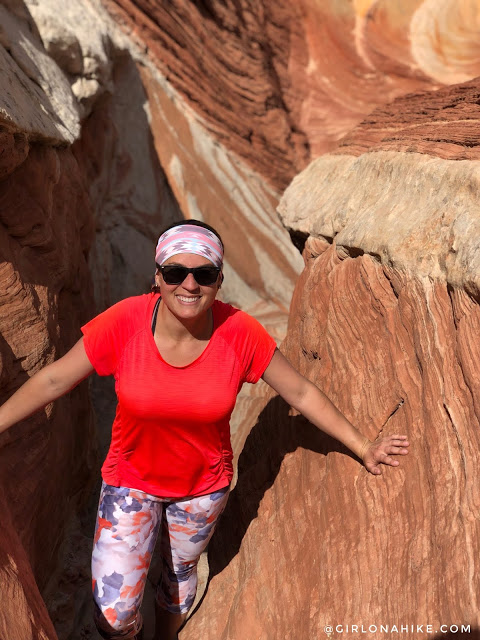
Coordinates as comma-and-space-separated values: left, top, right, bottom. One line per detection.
176, 295, 201, 304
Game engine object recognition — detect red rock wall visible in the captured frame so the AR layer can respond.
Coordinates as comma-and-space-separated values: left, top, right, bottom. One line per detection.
334, 78, 480, 160
180, 78, 480, 640
2, 1, 480, 638
0, 488, 59, 640
102, 0, 480, 190
101, 0, 311, 190
0, 142, 97, 639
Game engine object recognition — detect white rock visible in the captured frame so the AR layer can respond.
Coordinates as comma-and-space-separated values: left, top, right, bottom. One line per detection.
278, 151, 480, 293
0, 5, 79, 142
25, 0, 117, 118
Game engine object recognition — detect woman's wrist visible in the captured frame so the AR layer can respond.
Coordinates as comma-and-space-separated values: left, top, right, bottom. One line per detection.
358, 437, 372, 460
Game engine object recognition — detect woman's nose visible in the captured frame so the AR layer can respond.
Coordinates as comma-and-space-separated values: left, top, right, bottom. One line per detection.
182, 272, 200, 289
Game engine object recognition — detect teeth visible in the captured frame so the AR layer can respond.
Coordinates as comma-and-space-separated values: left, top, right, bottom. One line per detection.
177, 296, 200, 303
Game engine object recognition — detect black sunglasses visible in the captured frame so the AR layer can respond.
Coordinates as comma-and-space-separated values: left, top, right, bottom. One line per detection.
158, 265, 221, 286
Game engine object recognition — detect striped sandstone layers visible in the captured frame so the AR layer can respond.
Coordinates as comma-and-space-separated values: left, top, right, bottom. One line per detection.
1, 0, 480, 638
103, 0, 480, 189
180, 80, 480, 639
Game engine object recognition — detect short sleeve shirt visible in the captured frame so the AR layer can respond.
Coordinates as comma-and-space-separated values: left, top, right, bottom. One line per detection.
81, 294, 276, 497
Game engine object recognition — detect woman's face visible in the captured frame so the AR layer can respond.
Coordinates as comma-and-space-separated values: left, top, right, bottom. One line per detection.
155, 252, 222, 321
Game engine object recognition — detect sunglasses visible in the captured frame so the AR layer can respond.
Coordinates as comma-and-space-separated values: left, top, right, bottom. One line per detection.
158, 265, 221, 286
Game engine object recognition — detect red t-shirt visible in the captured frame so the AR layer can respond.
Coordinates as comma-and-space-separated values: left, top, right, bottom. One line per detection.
81, 294, 276, 498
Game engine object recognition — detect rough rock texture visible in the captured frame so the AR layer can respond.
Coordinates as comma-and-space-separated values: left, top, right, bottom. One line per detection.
0, 1, 302, 637
0, 4, 97, 638
180, 80, 480, 639
101, 0, 311, 191
334, 78, 480, 160
0, 3, 80, 142
3, 1, 480, 639
0, 140, 97, 638
25, 0, 116, 119
0, 494, 59, 640
102, 0, 480, 190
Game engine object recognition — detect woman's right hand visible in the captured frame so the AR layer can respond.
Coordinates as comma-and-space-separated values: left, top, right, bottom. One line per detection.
361, 435, 410, 475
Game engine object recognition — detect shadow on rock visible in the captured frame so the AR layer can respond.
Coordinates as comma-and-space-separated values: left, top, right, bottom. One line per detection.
194, 394, 355, 612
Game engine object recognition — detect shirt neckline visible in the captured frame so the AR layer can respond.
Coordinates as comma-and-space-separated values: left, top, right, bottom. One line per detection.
147, 294, 218, 369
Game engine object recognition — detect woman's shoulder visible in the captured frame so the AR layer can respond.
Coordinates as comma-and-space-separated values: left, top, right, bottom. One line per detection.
213, 299, 242, 323
86, 293, 156, 329
111, 293, 156, 313
212, 301, 276, 378
213, 300, 266, 335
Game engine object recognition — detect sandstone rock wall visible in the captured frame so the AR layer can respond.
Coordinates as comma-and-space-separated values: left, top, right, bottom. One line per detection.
0, 1, 303, 637
180, 79, 480, 639
0, 7, 100, 638
0, 121, 96, 640
102, 0, 480, 190
2, 0, 480, 638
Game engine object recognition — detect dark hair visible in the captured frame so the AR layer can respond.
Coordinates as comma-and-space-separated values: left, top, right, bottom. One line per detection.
151, 218, 224, 293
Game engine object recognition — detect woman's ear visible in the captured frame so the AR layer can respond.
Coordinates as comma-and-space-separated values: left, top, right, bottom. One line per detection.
218, 272, 224, 289
151, 269, 161, 292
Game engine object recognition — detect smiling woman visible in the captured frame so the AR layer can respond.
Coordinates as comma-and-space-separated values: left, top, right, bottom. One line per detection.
0, 218, 409, 640
155, 252, 221, 336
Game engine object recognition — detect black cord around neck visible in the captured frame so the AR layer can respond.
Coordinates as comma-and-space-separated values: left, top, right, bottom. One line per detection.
151, 297, 161, 334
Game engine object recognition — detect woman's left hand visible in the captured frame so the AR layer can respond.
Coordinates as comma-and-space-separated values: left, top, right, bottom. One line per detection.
362, 435, 410, 475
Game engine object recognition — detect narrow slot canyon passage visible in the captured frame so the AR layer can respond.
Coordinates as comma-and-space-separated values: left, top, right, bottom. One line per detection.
1, 1, 480, 639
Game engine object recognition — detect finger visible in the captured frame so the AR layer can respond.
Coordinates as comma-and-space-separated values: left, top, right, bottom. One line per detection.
390, 438, 409, 446
381, 455, 399, 466
387, 445, 409, 455
375, 439, 409, 452
382, 438, 409, 448
367, 464, 382, 475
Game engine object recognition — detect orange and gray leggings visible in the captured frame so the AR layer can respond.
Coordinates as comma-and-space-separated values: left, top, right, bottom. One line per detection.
92, 481, 229, 639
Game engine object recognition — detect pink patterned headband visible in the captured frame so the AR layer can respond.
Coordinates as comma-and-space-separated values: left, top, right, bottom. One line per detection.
155, 224, 224, 268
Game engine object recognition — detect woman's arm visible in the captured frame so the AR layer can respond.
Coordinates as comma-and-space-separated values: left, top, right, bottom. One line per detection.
0, 337, 94, 435
261, 349, 409, 475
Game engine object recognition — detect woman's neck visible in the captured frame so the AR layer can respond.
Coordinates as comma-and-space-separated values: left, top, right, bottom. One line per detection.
155, 299, 213, 342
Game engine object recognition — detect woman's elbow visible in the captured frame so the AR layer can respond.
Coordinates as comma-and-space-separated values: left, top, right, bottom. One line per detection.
40, 357, 91, 400
33, 366, 68, 402
288, 379, 317, 413
274, 374, 314, 412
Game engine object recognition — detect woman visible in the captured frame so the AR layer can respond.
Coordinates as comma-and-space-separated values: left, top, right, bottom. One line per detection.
0, 220, 409, 640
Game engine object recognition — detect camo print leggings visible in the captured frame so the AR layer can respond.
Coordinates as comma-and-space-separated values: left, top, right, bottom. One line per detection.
92, 482, 229, 639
